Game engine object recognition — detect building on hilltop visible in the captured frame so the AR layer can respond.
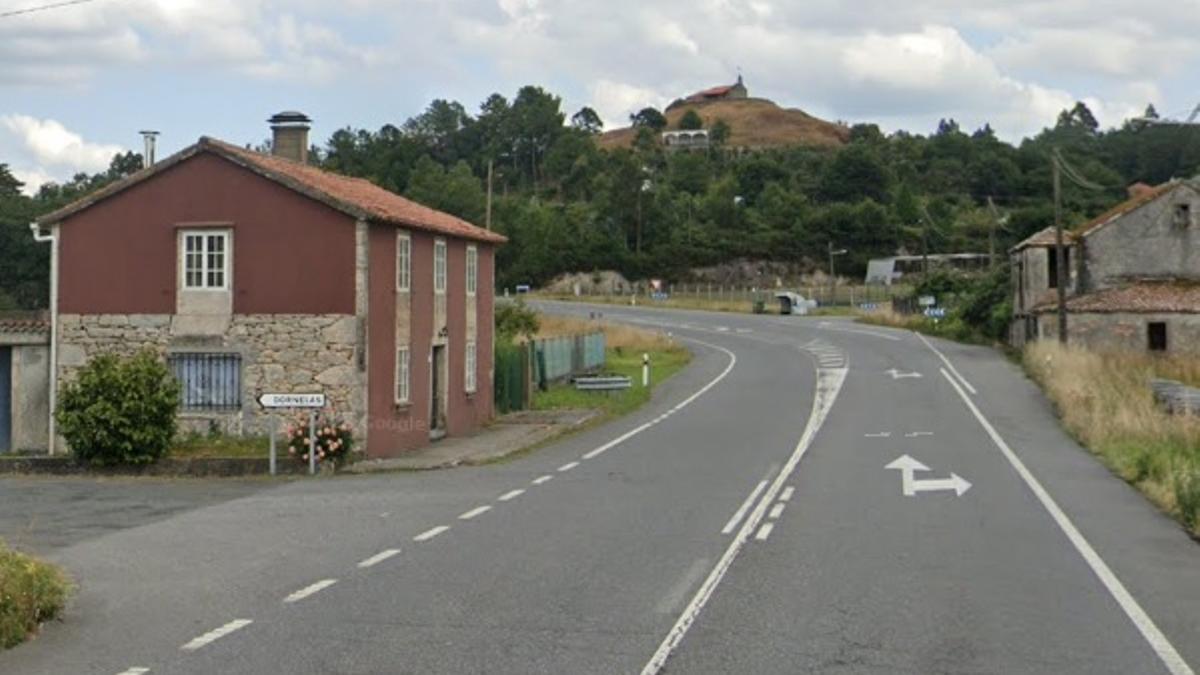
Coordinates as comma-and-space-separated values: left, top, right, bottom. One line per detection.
1010, 180, 1200, 354
668, 75, 749, 110
30, 111, 505, 458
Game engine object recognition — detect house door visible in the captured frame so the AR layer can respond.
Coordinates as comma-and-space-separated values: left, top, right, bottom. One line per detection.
430, 345, 446, 438
0, 347, 11, 453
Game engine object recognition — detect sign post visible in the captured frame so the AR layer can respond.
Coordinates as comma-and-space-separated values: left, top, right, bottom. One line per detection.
257, 393, 327, 476
642, 353, 651, 388
268, 416, 277, 476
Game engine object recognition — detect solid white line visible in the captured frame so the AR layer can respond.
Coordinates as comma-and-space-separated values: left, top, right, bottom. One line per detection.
769, 503, 786, 519
755, 522, 775, 541
864, 432, 892, 438
116, 669, 150, 675
357, 549, 400, 568
532, 474, 554, 485
558, 461, 580, 472
721, 480, 768, 534
459, 505, 493, 520
413, 525, 450, 541
284, 579, 338, 603
498, 489, 525, 502
917, 332, 977, 394
642, 363, 848, 675
939, 368, 1194, 675
779, 486, 795, 502
181, 619, 253, 651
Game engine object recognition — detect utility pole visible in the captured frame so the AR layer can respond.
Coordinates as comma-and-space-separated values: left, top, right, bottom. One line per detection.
986, 196, 1008, 270
485, 159, 494, 231
1052, 154, 1067, 344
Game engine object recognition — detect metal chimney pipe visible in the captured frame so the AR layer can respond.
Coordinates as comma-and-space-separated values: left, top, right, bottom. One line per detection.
139, 130, 160, 168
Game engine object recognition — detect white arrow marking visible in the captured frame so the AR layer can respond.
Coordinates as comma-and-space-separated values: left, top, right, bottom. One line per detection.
886, 454, 971, 497
886, 368, 923, 380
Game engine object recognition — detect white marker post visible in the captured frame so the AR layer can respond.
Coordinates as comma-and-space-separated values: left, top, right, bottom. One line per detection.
642, 353, 651, 387
308, 412, 317, 476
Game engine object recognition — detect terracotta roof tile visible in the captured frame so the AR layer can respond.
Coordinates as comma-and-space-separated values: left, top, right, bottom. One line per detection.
0, 311, 50, 334
1011, 226, 1076, 251
1010, 181, 1177, 252
1033, 281, 1200, 314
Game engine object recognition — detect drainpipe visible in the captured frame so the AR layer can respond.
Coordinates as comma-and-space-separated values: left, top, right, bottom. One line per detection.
29, 222, 58, 455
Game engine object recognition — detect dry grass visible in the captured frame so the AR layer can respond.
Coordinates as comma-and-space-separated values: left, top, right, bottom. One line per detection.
1024, 341, 1200, 535
535, 293, 762, 315
0, 540, 70, 649
535, 314, 679, 352
597, 98, 849, 150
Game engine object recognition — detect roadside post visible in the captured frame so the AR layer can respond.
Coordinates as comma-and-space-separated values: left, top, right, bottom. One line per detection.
643, 353, 651, 387
268, 416, 277, 476
257, 393, 327, 476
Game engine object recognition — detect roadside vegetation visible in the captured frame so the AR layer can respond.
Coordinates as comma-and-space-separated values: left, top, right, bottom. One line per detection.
0, 540, 70, 649
1024, 341, 1200, 536
858, 266, 1012, 345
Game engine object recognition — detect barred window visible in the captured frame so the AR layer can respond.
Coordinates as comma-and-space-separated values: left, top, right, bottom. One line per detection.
397, 232, 411, 292
434, 239, 447, 294
466, 245, 477, 296
465, 340, 477, 393
396, 347, 410, 404
168, 353, 242, 411
182, 231, 229, 290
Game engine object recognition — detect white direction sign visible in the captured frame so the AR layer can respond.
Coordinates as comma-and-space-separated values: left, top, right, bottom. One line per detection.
886, 368, 923, 380
258, 393, 326, 409
886, 455, 971, 497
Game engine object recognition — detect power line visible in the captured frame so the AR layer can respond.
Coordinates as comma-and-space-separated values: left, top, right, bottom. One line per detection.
0, 0, 102, 19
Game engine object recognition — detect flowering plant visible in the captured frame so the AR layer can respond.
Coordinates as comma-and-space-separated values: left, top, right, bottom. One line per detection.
286, 412, 355, 465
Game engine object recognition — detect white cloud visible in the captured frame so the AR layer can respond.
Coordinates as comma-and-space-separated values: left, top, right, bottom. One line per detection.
9, 167, 57, 197
1, 115, 125, 173
588, 80, 673, 129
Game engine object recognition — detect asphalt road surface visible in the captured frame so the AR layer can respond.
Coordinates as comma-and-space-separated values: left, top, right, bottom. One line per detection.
2, 303, 1198, 675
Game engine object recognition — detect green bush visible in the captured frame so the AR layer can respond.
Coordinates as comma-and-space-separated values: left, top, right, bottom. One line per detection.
56, 350, 180, 466
495, 300, 540, 343
0, 540, 70, 649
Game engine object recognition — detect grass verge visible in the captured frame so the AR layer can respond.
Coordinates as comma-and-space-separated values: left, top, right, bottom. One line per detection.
0, 540, 70, 649
1024, 341, 1200, 537
169, 432, 269, 460
533, 293, 764, 315
857, 307, 990, 345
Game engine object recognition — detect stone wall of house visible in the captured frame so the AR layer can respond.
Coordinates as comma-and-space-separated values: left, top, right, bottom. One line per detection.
1035, 312, 1200, 355
1082, 187, 1200, 292
57, 313, 366, 446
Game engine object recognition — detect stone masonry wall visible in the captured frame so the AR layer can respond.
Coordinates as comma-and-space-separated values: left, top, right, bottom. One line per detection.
57, 313, 365, 445
1036, 312, 1200, 355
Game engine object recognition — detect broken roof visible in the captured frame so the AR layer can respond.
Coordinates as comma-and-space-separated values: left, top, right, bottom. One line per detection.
1010, 181, 1180, 253
1032, 281, 1200, 314
37, 137, 506, 245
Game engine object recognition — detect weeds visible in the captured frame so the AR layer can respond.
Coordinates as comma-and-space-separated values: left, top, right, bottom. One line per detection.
0, 540, 70, 649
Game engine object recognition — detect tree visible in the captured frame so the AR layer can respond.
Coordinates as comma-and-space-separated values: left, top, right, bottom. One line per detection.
406, 157, 486, 224
816, 144, 891, 204
570, 107, 603, 134
630, 107, 667, 131
709, 119, 731, 146
678, 109, 704, 131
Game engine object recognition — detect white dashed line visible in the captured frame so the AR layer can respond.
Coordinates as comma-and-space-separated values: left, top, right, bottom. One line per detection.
284, 579, 338, 603
181, 619, 253, 651
459, 505, 492, 520
532, 475, 554, 485
755, 523, 775, 541
779, 486, 795, 502
721, 480, 768, 535
116, 668, 150, 675
769, 503, 786, 519
357, 549, 400, 568
905, 431, 934, 438
414, 525, 450, 541
498, 489, 525, 502
559, 461, 580, 472
864, 432, 891, 438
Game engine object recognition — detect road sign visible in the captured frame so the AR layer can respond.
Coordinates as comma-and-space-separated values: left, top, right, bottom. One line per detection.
886, 454, 971, 497
258, 393, 326, 409
918, 295, 936, 307
923, 307, 947, 318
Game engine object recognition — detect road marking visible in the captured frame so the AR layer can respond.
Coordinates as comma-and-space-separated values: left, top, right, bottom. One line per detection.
558, 461, 580, 472
116, 669, 150, 675
721, 480, 768, 534
459, 505, 492, 520
498, 489, 525, 502
779, 486, 795, 502
905, 431, 934, 438
864, 432, 891, 438
284, 579, 338, 603
655, 558, 712, 615
735, 328, 752, 334
357, 549, 400, 568
755, 522, 775, 541
917, 332, 977, 394
581, 339, 737, 461
886, 368, 923, 380
181, 619, 253, 651
414, 525, 450, 541
532, 474, 553, 485
885, 455, 972, 497
379, 512, 390, 518
769, 503, 786, 519
642, 359, 847, 675
939, 368, 1194, 675
817, 323, 903, 341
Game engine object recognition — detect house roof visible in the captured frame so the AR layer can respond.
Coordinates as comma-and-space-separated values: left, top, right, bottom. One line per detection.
1010, 181, 1178, 253
0, 311, 50, 334
1032, 281, 1200, 314
1010, 226, 1077, 252
37, 137, 506, 244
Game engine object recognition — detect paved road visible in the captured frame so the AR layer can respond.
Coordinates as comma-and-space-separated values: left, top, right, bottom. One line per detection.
2, 304, 1198, 674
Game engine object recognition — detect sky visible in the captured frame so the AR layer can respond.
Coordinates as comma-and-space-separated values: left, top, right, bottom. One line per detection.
2, 0, 1199, 194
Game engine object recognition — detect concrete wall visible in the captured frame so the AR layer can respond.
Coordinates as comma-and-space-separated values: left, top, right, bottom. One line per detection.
10, 345, 49, 452
1036, 312, 1200, 355
1082, 186, 1200, 292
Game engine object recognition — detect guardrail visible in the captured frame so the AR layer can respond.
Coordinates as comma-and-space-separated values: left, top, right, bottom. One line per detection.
1151, 379, 1200, 416
574, 376, 632, 392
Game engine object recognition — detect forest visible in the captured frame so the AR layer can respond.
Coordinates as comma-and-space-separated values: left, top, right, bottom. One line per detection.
3, 85, 1199, 309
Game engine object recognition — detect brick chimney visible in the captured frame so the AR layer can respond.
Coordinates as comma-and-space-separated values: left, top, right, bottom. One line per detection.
268, 111, 312, 163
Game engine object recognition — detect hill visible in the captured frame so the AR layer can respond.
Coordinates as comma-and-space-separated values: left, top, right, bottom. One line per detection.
598, 98, 850, 150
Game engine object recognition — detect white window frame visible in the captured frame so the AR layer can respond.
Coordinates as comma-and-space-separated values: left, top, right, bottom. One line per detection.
396, 232, 411, 292
396, 346, 410, 404
434, 239, 447, 294
466, 245, 478, 297
465, 339, 477, 393
180, 230, 231, 291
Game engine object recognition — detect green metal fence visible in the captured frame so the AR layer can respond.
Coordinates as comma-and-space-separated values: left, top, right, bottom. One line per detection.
494, 342, 529, 414
494, 332, 607, 413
